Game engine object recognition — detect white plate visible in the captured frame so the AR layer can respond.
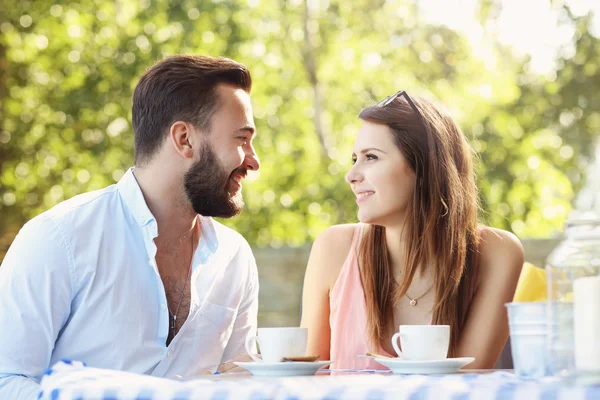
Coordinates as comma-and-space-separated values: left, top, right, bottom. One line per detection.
234, 360, 333, 377
373, 357, 475, 375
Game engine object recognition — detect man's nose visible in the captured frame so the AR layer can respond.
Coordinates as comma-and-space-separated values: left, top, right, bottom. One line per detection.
244, 145, 260, 171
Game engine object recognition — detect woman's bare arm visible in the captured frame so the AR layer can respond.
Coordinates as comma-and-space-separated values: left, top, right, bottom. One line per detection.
456, 227, 524, 368
300, 224, 356, 360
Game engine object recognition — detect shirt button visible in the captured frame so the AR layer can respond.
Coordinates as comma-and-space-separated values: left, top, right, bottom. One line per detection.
167, 351, 173, 357
161, 304, 167, 311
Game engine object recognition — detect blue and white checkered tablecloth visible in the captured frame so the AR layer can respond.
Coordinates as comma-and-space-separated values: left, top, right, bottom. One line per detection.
39, 360, 600, 400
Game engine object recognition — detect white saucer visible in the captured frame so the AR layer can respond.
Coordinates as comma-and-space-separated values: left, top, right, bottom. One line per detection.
234, 360, 333, 377
373, 357, 475, 374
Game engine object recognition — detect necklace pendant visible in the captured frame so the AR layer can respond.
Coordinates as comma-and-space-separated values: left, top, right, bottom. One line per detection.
409, 299, 417, 306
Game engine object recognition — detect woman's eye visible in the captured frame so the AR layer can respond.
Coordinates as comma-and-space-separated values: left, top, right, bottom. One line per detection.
351, 154, 377, 164
238, 137, 248, 146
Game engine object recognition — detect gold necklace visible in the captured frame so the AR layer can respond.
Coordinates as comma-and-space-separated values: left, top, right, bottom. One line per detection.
404, 284, 434, 306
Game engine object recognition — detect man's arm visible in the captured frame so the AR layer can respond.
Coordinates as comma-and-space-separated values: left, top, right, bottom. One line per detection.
0, 215, 73, 399
0, 375, 40, 400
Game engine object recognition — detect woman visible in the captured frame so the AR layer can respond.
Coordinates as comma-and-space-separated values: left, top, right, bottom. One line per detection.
300, 91, 524, 370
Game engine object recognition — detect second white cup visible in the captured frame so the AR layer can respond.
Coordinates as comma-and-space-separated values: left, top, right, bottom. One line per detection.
391, 325, 450, 360
245, 327, 308, 363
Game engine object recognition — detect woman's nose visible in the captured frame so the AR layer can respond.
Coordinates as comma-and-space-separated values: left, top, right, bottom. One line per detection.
345, 164, 362, 185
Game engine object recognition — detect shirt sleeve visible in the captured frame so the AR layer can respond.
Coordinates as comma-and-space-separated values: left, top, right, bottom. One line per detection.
0, 215, 73, 400
221, 251, 259, 362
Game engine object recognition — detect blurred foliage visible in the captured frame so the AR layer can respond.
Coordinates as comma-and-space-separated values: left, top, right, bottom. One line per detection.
1, 0, 599, 261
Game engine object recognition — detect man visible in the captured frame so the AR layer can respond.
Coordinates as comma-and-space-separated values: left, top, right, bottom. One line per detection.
0, 55, 261, 398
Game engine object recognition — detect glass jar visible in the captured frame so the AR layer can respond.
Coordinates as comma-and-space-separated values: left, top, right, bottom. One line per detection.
545, 218, 600, 376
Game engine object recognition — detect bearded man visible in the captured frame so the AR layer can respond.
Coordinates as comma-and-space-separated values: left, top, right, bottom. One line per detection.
0, 55, 261, 399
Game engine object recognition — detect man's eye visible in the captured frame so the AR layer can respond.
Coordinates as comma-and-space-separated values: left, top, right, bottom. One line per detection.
238, 137, 248, 145
351, 157, 357, 165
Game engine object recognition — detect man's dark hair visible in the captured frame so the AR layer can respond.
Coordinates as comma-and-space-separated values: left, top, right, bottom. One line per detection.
131, 55, 252, 165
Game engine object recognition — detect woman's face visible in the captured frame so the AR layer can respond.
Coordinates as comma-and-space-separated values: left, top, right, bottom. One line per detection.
345, 121, 417, 227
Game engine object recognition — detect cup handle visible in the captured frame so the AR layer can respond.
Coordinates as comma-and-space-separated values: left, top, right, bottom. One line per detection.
245, 336, 262, 362
391, 332, 405, 358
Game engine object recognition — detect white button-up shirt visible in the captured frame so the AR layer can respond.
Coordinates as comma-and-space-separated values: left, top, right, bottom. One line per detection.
0, 168, 259, 400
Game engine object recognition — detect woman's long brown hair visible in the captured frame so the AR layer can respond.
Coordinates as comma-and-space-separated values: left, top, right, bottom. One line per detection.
357, 95, 480, 356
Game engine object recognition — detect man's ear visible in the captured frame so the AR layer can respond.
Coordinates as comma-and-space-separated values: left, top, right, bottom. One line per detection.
169, 121, 194, 159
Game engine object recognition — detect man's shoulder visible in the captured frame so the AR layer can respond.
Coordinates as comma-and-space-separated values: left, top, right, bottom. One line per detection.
7, 184, 120, 272
41, 184, 119, 223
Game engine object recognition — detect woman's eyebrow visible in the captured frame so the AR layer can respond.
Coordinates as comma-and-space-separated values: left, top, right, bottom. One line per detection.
359, 147, 387, 154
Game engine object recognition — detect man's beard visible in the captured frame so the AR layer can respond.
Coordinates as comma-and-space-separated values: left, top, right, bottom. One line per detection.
183, 142, 246, 218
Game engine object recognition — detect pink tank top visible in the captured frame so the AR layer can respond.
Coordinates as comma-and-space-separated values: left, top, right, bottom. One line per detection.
329, 224, 479, 370
329, 224, 393, 370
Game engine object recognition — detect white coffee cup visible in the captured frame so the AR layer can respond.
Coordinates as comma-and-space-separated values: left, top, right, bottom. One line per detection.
391, 325, 450, 360
245, 327, 308, 363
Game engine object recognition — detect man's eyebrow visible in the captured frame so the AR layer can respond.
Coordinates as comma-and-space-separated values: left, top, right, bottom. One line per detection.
236, 126, 255, 135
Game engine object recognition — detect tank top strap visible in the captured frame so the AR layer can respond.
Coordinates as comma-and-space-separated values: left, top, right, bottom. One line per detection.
330, 224, 364, 307
352, 223, 364, 255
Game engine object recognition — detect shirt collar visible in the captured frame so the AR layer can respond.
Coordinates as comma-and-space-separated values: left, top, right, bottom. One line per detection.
116, 167, 220, 260
116, 167, 156, 227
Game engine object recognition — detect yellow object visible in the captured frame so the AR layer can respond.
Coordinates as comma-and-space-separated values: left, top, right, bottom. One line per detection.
513, 262, 547, 302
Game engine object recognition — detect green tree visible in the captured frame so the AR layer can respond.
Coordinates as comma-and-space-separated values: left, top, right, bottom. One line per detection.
1, 0, 598, 261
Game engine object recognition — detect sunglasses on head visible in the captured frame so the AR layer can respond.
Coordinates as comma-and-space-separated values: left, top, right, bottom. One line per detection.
376, 90, 428, 134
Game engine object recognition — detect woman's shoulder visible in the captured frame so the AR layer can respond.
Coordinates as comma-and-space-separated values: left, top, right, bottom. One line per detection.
476, 226, 525, 279
477, 226, 524, 253
312, 223, 362, 261
315, 223, 361, 246
308, 223, 362, 287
